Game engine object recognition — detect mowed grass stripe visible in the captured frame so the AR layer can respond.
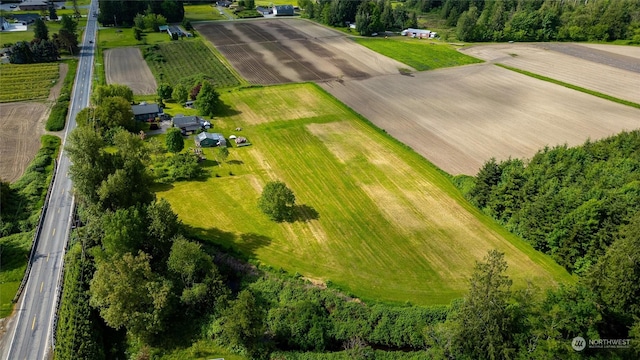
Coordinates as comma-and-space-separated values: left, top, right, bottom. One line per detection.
157, 83, 572, 304
352, 37, 483, 71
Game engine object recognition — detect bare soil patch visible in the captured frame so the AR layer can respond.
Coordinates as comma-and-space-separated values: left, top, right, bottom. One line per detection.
461, 43, 640, 104
569, 43, 640, 61
104, 47, 158, 95
320, 63, 640, 176
195, 19, 408, 84
0, 102, 49, 182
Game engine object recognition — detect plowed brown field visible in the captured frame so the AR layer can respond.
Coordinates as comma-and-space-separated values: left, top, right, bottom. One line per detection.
194, 19, 408, 84
461, 43, 640, 104
104, 47, 157, 95
320, 63, 640, 175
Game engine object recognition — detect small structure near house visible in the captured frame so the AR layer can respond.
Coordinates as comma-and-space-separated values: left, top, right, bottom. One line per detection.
217, 0, 232, 7
132, 103, 161, 122
167, 25, 184, 39
401, 28, 435, 39
256, 6, 272, 15
195, 132, 226, 147
158, 25, 169, 32
173, 114, 206, 135
273, 5, 294, 16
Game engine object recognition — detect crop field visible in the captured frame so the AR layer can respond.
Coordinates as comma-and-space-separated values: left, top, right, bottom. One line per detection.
319, 63, 640, 176
104, 47, 157, 94
353, 37, 483, 71
142, 40, 242, 88
194, 19, 408, 84
0, 63, 59, 103
156, 83, 572, 305
461, 43, 640, 104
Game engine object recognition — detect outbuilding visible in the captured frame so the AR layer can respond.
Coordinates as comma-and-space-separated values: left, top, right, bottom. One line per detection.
273, 5, 294, 16
401, 28, 432, 39
173, 115, 205, 134
195, 132, 226, 147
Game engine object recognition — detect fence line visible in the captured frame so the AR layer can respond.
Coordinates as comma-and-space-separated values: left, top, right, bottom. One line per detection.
12, 159, 58, 304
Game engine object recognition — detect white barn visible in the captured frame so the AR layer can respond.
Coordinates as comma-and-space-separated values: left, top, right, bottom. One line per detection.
401, 28, 436, 39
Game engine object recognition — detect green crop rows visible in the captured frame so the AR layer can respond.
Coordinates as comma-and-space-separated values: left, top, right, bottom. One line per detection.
0, 63, 60, 102
142, 40, 242, 88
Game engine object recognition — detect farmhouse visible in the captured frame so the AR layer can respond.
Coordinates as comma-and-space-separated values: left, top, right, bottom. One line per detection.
273, 5, 294, 16
131, 103, 161, 122
217, 0, 232, 7
195, 132, 226, 147
167, 25, 184, 38
401, 28, 436, 39
173, 114, 205, 134
19, 0, 49, 11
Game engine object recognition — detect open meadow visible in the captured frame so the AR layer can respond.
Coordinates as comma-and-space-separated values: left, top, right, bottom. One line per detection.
104, 47, 157, 94
461, 43, 640, 104
194, 19, 408, 84
156, 83, 572, 305
320, 63, 640, 176
353, 37, 483, 71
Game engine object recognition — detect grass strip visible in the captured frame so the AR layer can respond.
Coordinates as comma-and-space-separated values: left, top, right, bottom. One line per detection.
46, 59, 78, 131
496, 63, 640, 110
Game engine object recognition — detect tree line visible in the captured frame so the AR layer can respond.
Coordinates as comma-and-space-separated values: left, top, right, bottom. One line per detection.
435, 0, 640, 42
298, 0, 418, 36
97, 0, 184, 27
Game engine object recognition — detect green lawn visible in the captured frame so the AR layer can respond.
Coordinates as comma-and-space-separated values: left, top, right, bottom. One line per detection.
184, 4, 227, 21
0, 63, 59, 102
0, 17, 86, 44
0, 232, 32, 318
156, 83, 573, 305
97, 27, 172, 48
142, 40, 242, 88
353, 37, 483, 71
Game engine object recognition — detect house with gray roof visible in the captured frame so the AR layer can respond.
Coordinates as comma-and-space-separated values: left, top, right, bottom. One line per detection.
273, 5, 294, 16
173, 115, 205, 134
131, 103, 161, 122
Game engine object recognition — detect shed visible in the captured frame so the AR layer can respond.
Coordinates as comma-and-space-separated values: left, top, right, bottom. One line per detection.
196, 132, 226, 147
273, 5, 294, 16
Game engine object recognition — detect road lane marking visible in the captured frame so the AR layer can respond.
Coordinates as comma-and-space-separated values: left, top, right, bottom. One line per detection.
32, 316, 36, 330
40, 282, 44, 293
57, 208, 60, 214
52, 228, 56, 236
47, 253, 50, 262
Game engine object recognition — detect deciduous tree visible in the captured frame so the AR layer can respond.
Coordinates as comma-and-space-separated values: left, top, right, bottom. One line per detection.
258, 181, 296, 222
165, 128, 184, 153
195, 81, 221, 117
90, 251, 174, 341
95, 96, 135, 131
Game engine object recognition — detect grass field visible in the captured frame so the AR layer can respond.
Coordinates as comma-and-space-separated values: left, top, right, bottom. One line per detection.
0, 17, 87, 44
0, 232, 32, 318
142, 40, 242, 88
156, 83, 573, 305
98, 27, 172, 48
352, 37, 482, 71
0, 63, 59, 102
184, 4, 227, 21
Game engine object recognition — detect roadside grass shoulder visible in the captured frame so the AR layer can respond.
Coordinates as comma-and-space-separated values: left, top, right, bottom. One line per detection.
156, 83, 572, 305
0, 63, 59, 103
0, 232, 33, 318
46, 59, 77, 131
353, 37, 483, 71
496, 63, 640, 109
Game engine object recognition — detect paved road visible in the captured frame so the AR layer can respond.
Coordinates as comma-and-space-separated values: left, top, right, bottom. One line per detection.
4, 0, 98, 359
